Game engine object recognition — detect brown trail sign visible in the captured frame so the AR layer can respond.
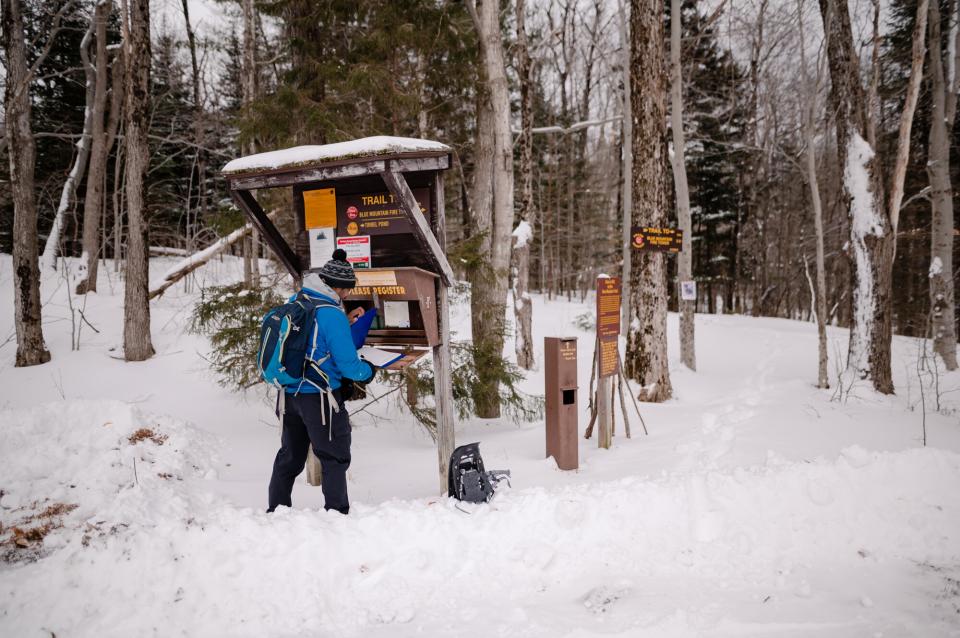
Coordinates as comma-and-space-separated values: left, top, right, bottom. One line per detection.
584, 276, 648, 447
631, 226, 682, 253
222, 136, 456, 493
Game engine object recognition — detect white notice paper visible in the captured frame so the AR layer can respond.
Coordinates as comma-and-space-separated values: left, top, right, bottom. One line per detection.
358, 346, 404, 368
680, 280, 697, 301
383, 300, 411, 328
309, 228, 336, 268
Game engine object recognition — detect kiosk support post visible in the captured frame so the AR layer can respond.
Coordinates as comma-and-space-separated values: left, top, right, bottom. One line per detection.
431, 173, 455, 493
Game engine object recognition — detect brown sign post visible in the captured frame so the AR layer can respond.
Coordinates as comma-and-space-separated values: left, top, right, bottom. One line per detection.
585, 276, 649, 444
545, 337, 578, 470
596, 277, 620, 449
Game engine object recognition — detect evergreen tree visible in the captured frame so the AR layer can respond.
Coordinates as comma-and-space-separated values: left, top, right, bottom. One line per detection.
668, 0, 751, 313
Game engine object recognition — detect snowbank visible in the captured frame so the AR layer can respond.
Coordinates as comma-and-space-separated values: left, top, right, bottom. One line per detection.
2, 399, 959, 636
222, 136, 451, 174
0, 400, 219, 549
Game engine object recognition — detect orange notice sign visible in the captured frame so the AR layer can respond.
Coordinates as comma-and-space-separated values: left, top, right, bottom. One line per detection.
303, 188, 337, 229
597, 277, 621, 378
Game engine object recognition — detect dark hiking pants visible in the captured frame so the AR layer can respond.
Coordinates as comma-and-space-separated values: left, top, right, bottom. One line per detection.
268, 390, 351, 514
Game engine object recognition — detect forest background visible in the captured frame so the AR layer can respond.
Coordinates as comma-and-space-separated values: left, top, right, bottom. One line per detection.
0, 0, 955, 413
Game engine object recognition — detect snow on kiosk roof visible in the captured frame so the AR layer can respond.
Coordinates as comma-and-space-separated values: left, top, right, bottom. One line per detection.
221, 135, 454, 285
221, 136, 452, 175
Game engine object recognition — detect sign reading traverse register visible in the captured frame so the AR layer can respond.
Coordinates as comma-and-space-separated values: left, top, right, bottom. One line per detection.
631, 226, 682, 253
596, 277, 621, 378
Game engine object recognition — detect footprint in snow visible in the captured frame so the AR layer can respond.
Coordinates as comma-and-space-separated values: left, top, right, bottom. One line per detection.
582, 584, 632, 615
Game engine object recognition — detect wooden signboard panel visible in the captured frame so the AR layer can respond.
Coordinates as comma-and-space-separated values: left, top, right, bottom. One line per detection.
597, 277, 621, 378
631, 226, 682, 253
335, 188, 430, 237
293, 173, 437, 274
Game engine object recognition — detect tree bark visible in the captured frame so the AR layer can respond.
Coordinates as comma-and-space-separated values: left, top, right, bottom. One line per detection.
43, 17, 97, 270
670, 0, 696, 372
242, 0, 261, 286
618, 0, 633, 337
76, 0, 114, 295
109, 53, 125, 272
467, 0, 515, 418
2, 0, 51, 366
799, 0, 829, 388
512, 0, 534, 371
927, 0, 958, 370
626, 0, 672, 402
122, 0, 155, 361
819, 0, 927, 394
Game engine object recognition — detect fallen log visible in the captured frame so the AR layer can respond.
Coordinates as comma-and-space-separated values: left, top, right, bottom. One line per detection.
148, 210, 280, 300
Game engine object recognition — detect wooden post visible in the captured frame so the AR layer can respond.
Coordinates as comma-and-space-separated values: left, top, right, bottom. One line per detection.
431, 173, 455, 493
381, 164, 456, 285
305, 450, 322, 486
595, 276, 620, 449
597, 374, 611, 448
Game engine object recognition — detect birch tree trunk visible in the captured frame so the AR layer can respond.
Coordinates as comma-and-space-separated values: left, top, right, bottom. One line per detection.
467, 0, 515, 417
512, 0, 534, 371
927, 0, 958, 370
76, 0, 113, 295
108, 53, 125, 272
2, 0, 51, 366
122, 0, 155, 361
626, 0, 672, 402
819, 0, 927, 394
42, 17, 97, 270
799, 0, 829, 388
670, 0, 696, 372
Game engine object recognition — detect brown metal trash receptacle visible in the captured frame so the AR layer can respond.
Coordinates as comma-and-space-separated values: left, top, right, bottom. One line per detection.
545, 336, 578, 470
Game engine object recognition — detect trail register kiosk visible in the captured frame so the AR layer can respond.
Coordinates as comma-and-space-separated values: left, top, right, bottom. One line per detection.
222, 136, 456, 493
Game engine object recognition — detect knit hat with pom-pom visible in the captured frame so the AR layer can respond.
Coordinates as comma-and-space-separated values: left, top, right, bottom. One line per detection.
314, 248, 357, 289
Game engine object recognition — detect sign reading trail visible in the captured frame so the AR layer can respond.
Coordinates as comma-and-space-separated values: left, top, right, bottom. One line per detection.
335, 188, 430, 237
631, 226, 682, 253
596, 276, 621, 378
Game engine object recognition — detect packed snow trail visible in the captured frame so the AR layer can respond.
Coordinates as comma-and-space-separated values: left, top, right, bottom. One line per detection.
2, 401, 959, 637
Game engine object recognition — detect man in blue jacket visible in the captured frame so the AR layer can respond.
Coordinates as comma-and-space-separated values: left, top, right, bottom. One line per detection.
267, 249, 374, 515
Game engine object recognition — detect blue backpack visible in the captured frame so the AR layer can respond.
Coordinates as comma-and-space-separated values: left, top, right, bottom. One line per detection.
257, 291, 340, 392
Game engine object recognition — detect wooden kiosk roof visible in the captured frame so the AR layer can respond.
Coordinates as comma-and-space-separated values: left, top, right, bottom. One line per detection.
221, 136, 455, 286
223, 136, 451, 176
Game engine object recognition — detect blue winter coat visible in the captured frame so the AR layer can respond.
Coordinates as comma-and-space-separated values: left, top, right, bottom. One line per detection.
285, 285, 374, 394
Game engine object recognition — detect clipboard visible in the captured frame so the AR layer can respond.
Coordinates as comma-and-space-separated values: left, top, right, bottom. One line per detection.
350, 307, 377, 348
357, 346, 404, 368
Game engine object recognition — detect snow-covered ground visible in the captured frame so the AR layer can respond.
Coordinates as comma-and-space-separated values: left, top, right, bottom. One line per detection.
1, 254, 959, 637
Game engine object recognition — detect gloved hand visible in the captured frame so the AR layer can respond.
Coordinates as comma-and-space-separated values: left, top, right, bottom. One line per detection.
340, 379, 357, 402
358, 362, 379, 385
